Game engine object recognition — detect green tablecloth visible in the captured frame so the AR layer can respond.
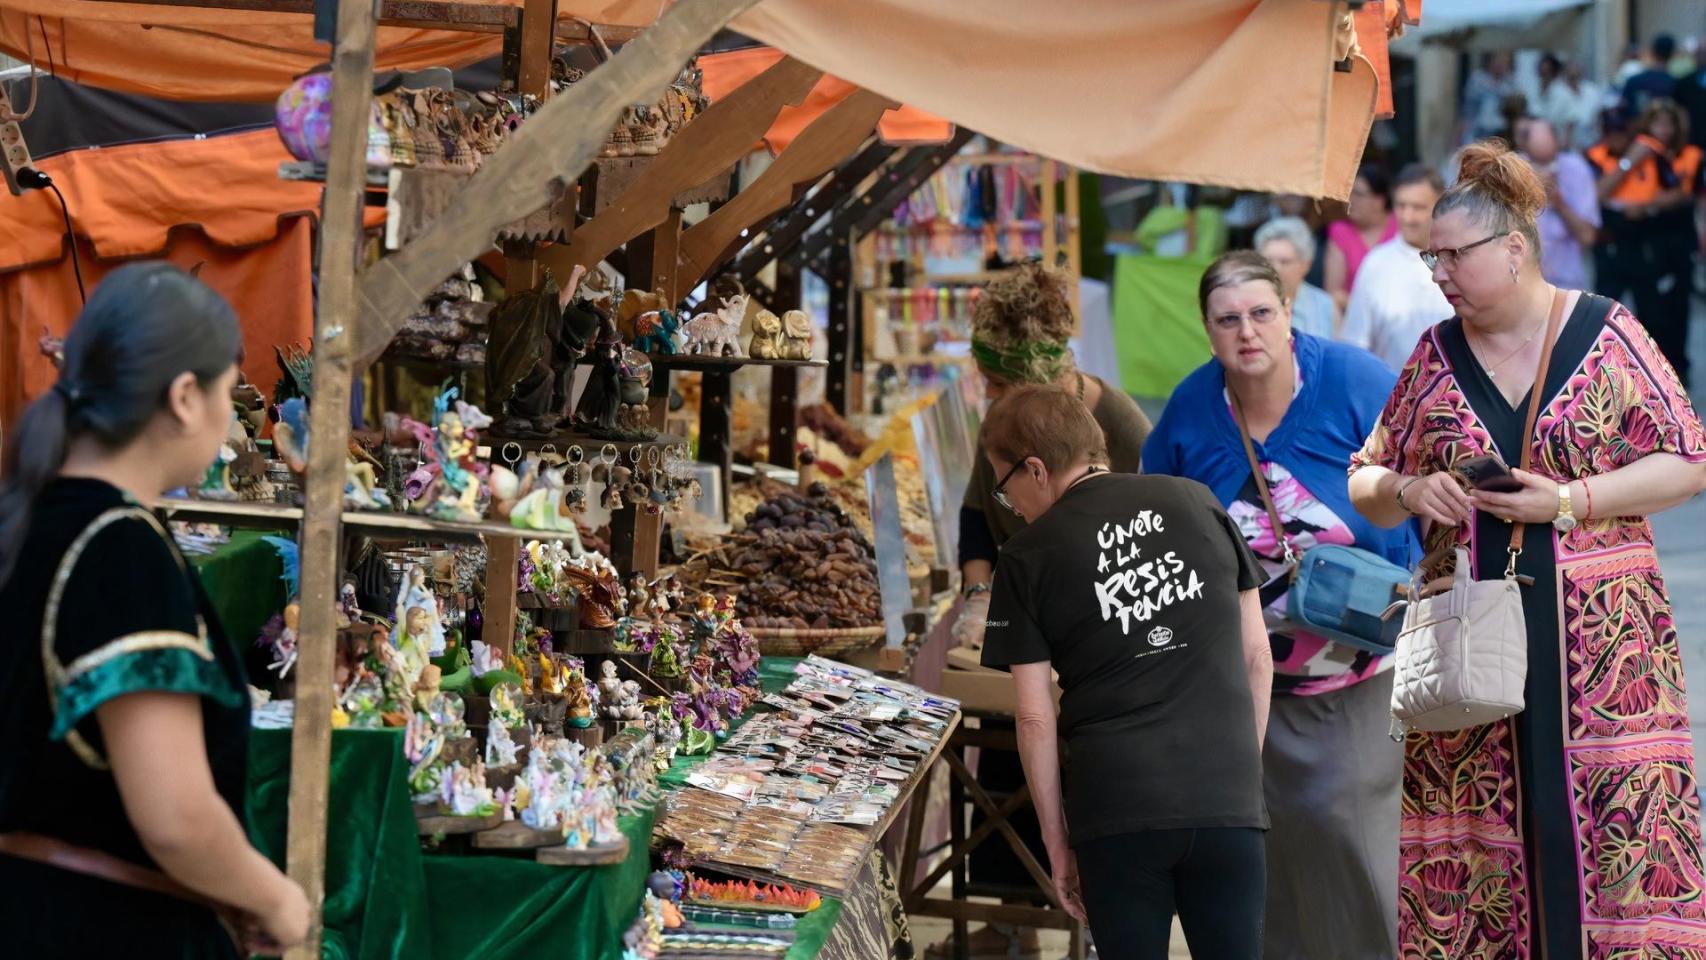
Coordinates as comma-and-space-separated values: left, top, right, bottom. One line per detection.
248, 728, 656, 960
192, 529, 291, 652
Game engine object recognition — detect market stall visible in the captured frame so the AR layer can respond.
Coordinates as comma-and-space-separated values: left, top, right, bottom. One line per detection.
1, 2, 1408, 959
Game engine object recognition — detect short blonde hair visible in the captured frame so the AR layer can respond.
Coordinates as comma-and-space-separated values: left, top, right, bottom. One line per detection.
980, 383, 1108, 475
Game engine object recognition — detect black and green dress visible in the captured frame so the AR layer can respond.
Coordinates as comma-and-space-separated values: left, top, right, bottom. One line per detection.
0, 477, 250, 959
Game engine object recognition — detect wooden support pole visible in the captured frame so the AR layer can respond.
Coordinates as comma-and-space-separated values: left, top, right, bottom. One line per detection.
482, 535, 520, 658
698, 369, 734, 521
535, 56, 821, 283
285, 2, 375, 958
765, 264, 801, 469
629, 209, 683, 578
352, 0, 765, 367
516, 0, 559, 100
823, 228, 855, 415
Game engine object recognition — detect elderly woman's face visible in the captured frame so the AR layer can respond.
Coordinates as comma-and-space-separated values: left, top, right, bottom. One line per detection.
1426, 208, 1521, 323
1258, 239, 1307, 297
1204, 279, 1293, 381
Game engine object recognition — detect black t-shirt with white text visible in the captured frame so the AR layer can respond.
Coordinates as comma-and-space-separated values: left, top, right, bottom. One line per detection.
981, 473, 1268, 843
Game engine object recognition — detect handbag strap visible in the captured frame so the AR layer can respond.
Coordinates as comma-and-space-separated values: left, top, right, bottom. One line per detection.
1505, 287, 1567, 575
1228, 390, 1296, 565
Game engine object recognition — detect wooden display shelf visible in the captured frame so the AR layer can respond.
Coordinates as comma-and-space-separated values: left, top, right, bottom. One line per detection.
536, 834, 630, 866
154, 498, 580, 543
372, 157, 736, 248
472, 819, 561, 851
416, 809, 504, 837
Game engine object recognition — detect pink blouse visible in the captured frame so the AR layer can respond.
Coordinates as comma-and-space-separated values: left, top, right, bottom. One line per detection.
1326, 216, 1398, 292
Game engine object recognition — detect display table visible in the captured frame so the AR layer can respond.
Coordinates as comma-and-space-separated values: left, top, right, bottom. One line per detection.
243, 656, 908, 960
191, 528, 290, 653
248, 727, 657, 960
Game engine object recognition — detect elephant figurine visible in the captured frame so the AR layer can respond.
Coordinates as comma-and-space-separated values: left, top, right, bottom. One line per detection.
747, 309, 785, 360
633, 310, 680, 355
682, 294, 747, 358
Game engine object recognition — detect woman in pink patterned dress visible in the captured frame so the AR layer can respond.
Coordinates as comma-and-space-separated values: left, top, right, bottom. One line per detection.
1350, 140, 1706, 958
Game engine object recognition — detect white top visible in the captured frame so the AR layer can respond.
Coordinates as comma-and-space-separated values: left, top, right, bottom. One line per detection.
1339, 236, 1454, 373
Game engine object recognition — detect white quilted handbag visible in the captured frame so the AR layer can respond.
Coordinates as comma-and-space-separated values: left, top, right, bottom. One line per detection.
1388, 547, 1527, 733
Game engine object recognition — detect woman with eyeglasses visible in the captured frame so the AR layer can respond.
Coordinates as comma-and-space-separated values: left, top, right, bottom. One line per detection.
979, 383, 1271, 959
1142, 250, 1418, 959
1349, 140, 1706, 958
936, 263, 1150, 960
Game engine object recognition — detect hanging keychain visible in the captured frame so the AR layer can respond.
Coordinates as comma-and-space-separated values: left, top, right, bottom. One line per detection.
625, 445, 650, 506
600, 444, 627, 511
566, 445, 588, 514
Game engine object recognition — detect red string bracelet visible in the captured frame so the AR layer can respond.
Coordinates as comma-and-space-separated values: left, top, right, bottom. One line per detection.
1580, 478, 1593, 522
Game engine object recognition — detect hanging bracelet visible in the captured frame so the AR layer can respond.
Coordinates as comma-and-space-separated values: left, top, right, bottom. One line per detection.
1579, 478, 1593, 521
1395, 476, 1422, 513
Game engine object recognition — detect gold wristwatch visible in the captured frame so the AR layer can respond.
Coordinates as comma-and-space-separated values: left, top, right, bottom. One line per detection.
1552, 483, 1578, 532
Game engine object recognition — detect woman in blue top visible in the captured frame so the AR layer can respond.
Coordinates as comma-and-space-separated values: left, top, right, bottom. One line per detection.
1143, 250, 1419, 960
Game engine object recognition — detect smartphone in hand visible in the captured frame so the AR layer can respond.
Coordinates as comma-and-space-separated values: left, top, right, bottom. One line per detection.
1456, 454, 1523, 493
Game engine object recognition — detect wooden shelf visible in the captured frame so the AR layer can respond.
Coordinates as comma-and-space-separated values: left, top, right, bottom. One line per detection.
155, 498, 581, 543
536, 834, 630, 866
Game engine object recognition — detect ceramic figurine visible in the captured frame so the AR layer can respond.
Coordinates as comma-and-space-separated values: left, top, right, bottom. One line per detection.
199, 444, 240, 501
470, 640, 504, 677
405, 710, 447, 803
632, 309, 680, 355
487, 273, 563, 438
616, 348, 656, 437
626, 573, 652, 618
682, 293, 747, 358
563, 665, 596, 728
487, 720, 521, 767
781, 309, 814, 360
393, 563, 447, 658
747, 308, 785, 360
490, 682, 526, 729
441, 761, 496, 817
574, 312, 626, 435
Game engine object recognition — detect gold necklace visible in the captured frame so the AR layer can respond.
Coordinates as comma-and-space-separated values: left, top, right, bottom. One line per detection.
1468, 316, 1545, 380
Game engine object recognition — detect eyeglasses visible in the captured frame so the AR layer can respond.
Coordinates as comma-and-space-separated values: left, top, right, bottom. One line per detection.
992, 457, 1034, 514
1419, 234, 1502, 271
1209, 304, 1281, 332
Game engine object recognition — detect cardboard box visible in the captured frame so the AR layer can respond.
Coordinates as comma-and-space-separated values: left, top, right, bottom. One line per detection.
938, 644, 1062, 715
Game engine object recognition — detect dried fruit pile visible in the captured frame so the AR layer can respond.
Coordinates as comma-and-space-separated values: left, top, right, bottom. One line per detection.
719, 484, 882, 630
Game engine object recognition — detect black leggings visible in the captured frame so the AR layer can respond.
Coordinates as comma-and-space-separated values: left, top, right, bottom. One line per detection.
1074, 827, 1266, 960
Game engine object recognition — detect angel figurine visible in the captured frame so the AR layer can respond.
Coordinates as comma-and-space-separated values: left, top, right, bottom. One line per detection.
392, 564, 447, 657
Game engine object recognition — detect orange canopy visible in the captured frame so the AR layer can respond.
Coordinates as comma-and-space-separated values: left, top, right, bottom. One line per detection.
697, 48, 952, 152
0, 129, 386, 427
0, 0, 661, 102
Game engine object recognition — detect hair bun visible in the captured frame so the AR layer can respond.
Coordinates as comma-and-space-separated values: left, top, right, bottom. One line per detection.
1455, 139, 1546, 224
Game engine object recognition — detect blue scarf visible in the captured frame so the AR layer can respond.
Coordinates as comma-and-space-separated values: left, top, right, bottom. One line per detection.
1141, 333, 1420, 567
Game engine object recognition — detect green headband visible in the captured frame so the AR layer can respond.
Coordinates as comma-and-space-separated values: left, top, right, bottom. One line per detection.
971, 336, 1071, 384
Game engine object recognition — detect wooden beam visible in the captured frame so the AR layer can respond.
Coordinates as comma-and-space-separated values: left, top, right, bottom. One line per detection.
284, 1, 376, 958
482, 535, 520, 658
726, 139, 896, 292
101, 0, 519, 32
534, 56, 822, 283
764, 265, 801, 469
675, 89, 895, 291
516, 0, 560, 99
791, 128, 974, 273
351, 0, 766, 368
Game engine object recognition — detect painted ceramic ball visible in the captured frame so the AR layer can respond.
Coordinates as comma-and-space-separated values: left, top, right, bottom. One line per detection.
618, 347, 653, 388
275, 72, 335, 163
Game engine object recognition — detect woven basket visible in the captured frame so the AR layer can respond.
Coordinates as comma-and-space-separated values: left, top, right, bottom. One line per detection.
749, 624, 885, 658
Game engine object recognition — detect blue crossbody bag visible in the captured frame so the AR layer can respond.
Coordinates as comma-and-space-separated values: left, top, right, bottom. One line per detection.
1233, 397, 1409, 654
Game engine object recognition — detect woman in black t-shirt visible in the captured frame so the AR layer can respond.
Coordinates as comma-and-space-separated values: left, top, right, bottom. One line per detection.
980, 384, 1272, 960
